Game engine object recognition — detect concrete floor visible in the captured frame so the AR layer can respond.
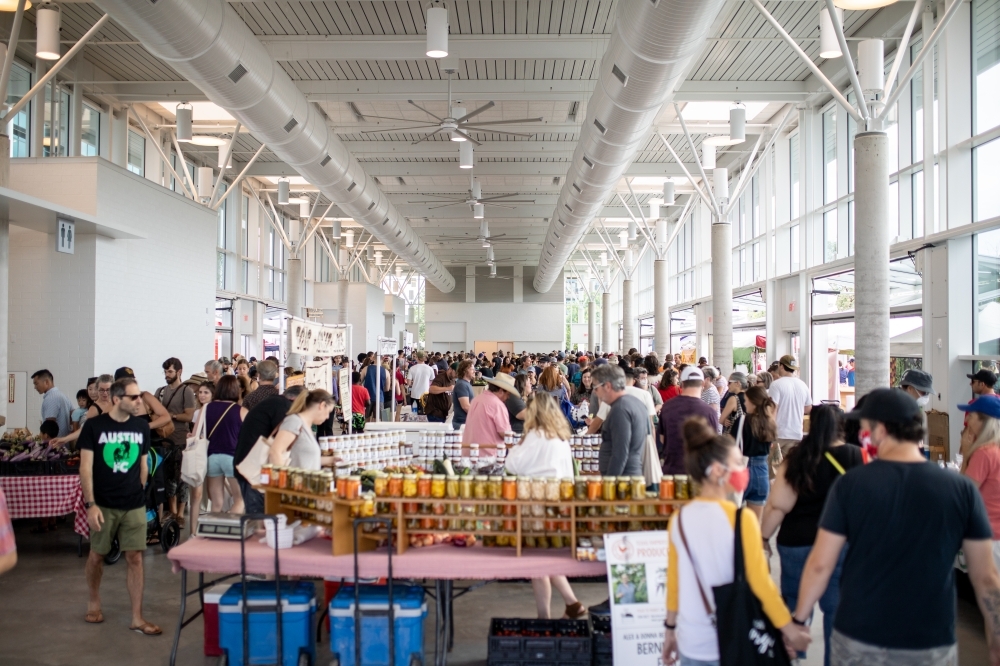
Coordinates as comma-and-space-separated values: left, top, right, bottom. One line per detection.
0, 519, 990, 666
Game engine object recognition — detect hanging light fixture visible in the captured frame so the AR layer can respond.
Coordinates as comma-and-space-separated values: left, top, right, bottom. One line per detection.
277, 178, 290, 205
713, 167, 729, 205
702, 143, 716, 170
858, 39, 885, 95
625, 249, 634, 270
663, 180, 675, 206
175, 103, 193, 142
459, 141, 474, 169
450, 106, 466, 141
618, 230, 628, 248
366, 247, 374, 262
820, 6, 844, 59
473, 203, 484, 219
330, 220, 342, 239
628, 220, 637, 242
425, 3, 448, 58
189, 135, 228, 147
833, 0, 898, 9
345, 229, 354, 248
35, 2, 61, 61
217, 143, 233, 169
299, 200, 311, 219
729, 104, 746, 144
600, 251, 608, 267
0, 0, 31, 12
375, 251, 383, 266
197, 167, 214, 199
487, 246, 495, 264
649, 200, 660, 221
395, 264, 403, 278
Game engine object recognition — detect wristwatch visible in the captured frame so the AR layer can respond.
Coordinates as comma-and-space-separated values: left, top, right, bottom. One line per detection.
84, 501, 94, 509
791, 616, 807, 626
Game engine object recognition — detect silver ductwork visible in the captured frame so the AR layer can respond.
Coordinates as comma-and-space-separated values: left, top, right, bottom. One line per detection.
93, 0, 455, 293
533, 0, 726, 293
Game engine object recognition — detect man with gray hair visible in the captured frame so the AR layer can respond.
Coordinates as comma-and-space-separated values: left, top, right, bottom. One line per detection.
591, 364, 647, 477
242, 360, 280, 411
204, 360, 223, 387
701, 366, 722, 422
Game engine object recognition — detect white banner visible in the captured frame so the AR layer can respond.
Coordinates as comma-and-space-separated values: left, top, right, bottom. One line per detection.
339, 362, 352, 431
304, 359, 332, 392
314, 326, 336, 357
378, 336, 397, 357
604, 531, 669, 666
329, 327, 348, 358
288, 317, 317, 356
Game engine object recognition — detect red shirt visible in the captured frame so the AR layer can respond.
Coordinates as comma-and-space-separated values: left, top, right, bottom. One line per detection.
966, 445, 1000, 538
658, 384, 681, 403
351, 385, 370, 414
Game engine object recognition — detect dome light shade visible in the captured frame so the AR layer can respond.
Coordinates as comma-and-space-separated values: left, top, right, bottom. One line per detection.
189, 135, 227, 146
425, 5, 448, 58
35, 3, 60, 61
820, 6, 843, 59
833, 0, 898, 9
175, 103, 193, 142
663, 180, 675, 206
277, 178, 289, 205
0, 0, 32, 11
459, 141, 473, 169
330, 220, 342, 239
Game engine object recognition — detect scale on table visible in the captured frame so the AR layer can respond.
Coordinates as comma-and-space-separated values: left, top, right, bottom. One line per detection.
195, 512, 257, 540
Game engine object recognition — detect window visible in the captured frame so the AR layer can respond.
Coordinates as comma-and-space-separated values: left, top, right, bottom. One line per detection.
241, 194, 249, 256
790, 224, 800, 273
43, 86, 70, 157
218, 197, 228, 249
81, 105, 100, 156
912, 41, 923, 164
823, 107, 837, 204
889, 180, 900, 239
790, 133, 800, 218
975, 0, 1000, 134
6, 63, 29, 157
217, 251, 227, 290
126, 129, 144, 176
751, 173, 760, 238
976, 138, 1000, 221
975, 227, 1000, 354
912, 170, 924, 237
824, 210, 838, 263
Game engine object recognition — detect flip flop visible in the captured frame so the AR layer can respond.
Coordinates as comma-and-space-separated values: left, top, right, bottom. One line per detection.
85, 611, 104, 624
129, 622, 162, 636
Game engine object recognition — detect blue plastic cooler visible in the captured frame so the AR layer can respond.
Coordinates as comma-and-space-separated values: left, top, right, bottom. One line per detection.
219, 581, 317, 666
330, 585, 427, 666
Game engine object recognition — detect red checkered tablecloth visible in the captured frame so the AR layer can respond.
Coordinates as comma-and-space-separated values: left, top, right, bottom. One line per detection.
0, 475, 89, 538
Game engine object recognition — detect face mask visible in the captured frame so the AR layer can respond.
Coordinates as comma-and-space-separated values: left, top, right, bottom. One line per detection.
728, 467, 750, 493
860, 429, 878, 460
916, 394, 931, 408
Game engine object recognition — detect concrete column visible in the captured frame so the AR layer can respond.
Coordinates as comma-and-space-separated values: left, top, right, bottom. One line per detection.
587, 298, 596, 355
31, 61, 44, 158
0, 134, 9, 423
602, 291, 613, 354
854, 131, 890, 397
110, 109, 127, 167
286, 257, 303, 367
711, 218, 733, 377
654, 258, 669, 362
338, 276, 349, 325
70, 83, 82, 157
622, 279, 635, 354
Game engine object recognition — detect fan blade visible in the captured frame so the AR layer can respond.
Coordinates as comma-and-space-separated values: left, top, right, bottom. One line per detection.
405, 199, 466, 203
407, 100, 444, 122
463, 117, 544, 126
482, 203, 521, 210
451, 129, 482, 146
411, 128, 446, 145
480, 195, 536, 202
360, 124, 439, 133
462, 127, 535, 138
426, 202, 467, 210
358, 114, 426, 123
461, 101, 496, 122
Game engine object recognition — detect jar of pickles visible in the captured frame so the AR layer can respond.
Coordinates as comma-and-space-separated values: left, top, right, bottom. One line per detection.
530, 477, 547, 501
517, 476, 532, 501
487, 476, 502, 500
616, 477, 631, 501
260, 464, 273, 487
290, 468, 304, 492
459, 476, 473, 500
560, 478, 574, 501
446, 475, 459, 499
431, 474, 446, 499
660, 475, 675, 500
473, 475, 488, 500
574, 477, 588, 501
502, 477, 517, 501
417, 475, 432, 498
587, 476, 602, 501
602, 476, 616, 502
403, 473, 418, 498
388, 473, 403, 498
373, 473, 388, 497
545, 478, 560, 502
632, 476, 647, 500
675, 474, 690, 500
345, 475, 361, 500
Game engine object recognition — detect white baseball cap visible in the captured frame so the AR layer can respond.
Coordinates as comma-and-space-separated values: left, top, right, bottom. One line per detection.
680, 366, 705, 382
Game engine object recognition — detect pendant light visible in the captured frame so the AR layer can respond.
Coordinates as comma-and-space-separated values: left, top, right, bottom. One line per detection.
425, 4, 448, 58
625, 249, 634, 270
395, 265, 403, 278
628, 220, 637, 242
833, 0, 898, 9
299, 201, 311, 219
35, 2, 60, 61
713, 167, 729, 205
375, 251, 383, 266
729, 104, 746, 143
450, 106, 466, 141
277, 178, 290, 205
473, 203, 484, 218
858, 39, 885, 95
600, 251, 608, 267
618, 230, 628, 248
0, 0, 31, 11
649, 200, 660, 221
197, 166, 214, 199
345, 229, 354, 248
330, 220, 342, 239
217, 143, 233, 169
702, 143, 716, 170
175, 103, 193, 142
820, 6, 843, 59
366, 246, 374, 262
459, 141, 473, 169
663, 180, 675, 206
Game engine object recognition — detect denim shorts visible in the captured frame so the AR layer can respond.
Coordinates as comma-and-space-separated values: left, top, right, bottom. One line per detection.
743, 455, 769, 505
207, 453, 235, 478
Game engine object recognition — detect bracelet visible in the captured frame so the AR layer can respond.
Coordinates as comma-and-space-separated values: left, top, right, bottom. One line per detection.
664, 621, 676, 630
791, 616, 807, 626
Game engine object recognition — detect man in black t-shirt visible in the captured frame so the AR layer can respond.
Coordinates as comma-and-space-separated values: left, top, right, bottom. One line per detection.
234, 386, 304, 514
794, 388, 1000, 664
79, 378, 161, 636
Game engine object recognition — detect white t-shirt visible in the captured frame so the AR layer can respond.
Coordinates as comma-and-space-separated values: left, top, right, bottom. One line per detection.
596, 386, 657, 420
503, 430, 575, 479
768, 376, 811, 440
407, 363, 435, 399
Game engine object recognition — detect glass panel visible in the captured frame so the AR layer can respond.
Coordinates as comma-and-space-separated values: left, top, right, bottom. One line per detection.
242, 259, 250, 294
976, 138, 1000, 221
889, 180, 900, 239
81, 105, 100, 156
812, 258, 923, 317
886, 108, 899, 174
913, 170, 924, 237
790, 133, 800, 218
823, 107, 837, 204
6, 63, 29, 157
733, 291, 766, 327
847, 200, 854, 257
912, 41, 924, 163
976, 228, 1000, 354
671, 307, 696, 333
241, 195, 249, 256
218, 198, 227, 249
753, 242, 760, 282
217, 251, 226, 290
790, 224, 800, 273
974, 0, 1000, 133
824, 209, 838, 263
847, 98, 857, 193
752, 173, 760, 238
127, 130, 144, 176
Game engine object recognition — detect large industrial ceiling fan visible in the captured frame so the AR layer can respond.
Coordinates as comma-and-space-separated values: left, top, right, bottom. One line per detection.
359, 72, 543, 146
408, 176, 534, 216
432, 221, 528, 246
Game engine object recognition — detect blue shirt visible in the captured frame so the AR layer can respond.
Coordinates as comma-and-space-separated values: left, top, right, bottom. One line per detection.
362, 366, 388, 406
452, 379, 474, 426
41, 387, 74, 437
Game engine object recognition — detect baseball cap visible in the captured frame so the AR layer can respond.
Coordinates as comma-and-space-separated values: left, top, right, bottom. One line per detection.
958, 395, 1000, 420
680, 366, 705, 383
779, 355, 798, 371
900, 369, 934, 394
113, 366, 135, 380
967, 369, 998, 387
846, 388, 920, 424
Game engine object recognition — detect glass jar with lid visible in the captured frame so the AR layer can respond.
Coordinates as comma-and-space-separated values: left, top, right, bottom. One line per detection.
516, 476, 532, 501
530, 477, 547, 501
602, 476, 616, 502
560, 478, 574, 501
387, 473, 403, 498
473, 475, 489, 500
502, 477, 517, 501
487, 476, 502, 500
660, 475, 675, 500
345, 475, 361, 500
632, 476, 647, 501
545, 478, 561, 502
675, 475, 690, 500
445, 475, 459, 499
459, 475, 473, 500
431, 474, 446, 499
417, 475, 432, 498
587, 476, 602, 501
402, 473, 418, 498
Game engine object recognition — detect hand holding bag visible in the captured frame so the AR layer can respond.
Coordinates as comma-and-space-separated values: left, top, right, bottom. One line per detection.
180, 408, 209, 488
235, 420, 294, 485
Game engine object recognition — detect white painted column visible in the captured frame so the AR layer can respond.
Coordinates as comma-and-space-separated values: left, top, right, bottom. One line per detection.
711, 218, 733, 377
337, 276, 349, 326
602, 291, 613, 354
110, 108, 127, 167
466, 265, 475, 303
922, 5, 936, 235
70, 83, 82, 157
31, 61, 44, 158
853, 131, 890, 397
654, 258, 669, 362
0, 135, 9, 422
587, 298, 596, 355
621, 279, 635, 354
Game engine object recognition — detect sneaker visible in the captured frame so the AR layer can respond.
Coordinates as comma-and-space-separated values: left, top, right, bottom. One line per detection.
588, 599, 611, 616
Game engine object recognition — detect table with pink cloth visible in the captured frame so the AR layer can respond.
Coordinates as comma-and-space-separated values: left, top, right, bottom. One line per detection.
0, 475, 89, 538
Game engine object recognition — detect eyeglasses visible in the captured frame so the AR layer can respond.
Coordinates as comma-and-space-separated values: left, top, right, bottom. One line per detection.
122, 394, 143, 401
97, 388, 111, 395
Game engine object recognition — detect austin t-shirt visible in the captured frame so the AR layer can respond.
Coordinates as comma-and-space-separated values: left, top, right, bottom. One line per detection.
78, 413, 151, 511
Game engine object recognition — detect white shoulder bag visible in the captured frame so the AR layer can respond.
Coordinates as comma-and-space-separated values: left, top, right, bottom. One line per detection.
180, 408, 209, 488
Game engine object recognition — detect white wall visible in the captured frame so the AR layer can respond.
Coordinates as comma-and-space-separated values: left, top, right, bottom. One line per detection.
9, 158, 216, 424
424, 302, 564, 353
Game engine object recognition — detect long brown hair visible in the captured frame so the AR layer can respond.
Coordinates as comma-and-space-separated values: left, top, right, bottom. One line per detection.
539, 365, 561, 391
524, 393, 571, 441
744, 386, 777, 442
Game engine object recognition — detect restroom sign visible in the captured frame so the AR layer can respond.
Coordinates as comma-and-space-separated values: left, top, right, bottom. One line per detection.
56, 218, 75, 254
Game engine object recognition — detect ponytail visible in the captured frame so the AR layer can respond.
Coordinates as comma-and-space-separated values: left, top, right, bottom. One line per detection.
287, 389, 334, 416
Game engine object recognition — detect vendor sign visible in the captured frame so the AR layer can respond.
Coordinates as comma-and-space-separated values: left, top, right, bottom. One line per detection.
605, 531, 669, 666
289, 317, 317, 356
304, 359, 331, 392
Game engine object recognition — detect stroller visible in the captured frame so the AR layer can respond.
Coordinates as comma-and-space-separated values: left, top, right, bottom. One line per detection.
103, 445, 182, 564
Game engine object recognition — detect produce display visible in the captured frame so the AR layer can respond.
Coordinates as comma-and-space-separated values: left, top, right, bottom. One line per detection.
0, 428, 79, 473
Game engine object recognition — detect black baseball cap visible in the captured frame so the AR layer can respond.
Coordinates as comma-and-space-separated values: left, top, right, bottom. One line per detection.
114, 366, 135, 380
967, 369, 998, 387
846, 388, 920, 424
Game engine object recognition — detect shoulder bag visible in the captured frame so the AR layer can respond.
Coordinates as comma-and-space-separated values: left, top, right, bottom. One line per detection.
181, 403, 235, 488
152, 386, 183, 440
641, 415, 663, 487
236, 416, 302, 486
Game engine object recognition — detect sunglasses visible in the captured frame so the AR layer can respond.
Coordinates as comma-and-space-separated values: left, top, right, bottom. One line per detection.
121, 394, 143, 401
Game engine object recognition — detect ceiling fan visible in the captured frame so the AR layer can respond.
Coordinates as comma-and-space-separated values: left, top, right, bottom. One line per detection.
359, 72, 543, 146
483, 246, 514, 278
432, 221, 528, 246
408, 176, 534, 216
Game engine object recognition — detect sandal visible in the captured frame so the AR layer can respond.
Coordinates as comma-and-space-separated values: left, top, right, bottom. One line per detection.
563, 602, 588, 620
85, 610, 104, 624
129, 622, 162, 636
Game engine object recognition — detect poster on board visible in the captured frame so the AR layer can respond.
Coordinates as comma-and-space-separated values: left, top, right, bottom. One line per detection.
314, 326, 336, 357
378, 337, 397, 357
289, 317, 316, 356
339, 362, 351, 430
304, 359, 332, 392
604, 531, 669, 666
329, 327, 348, 357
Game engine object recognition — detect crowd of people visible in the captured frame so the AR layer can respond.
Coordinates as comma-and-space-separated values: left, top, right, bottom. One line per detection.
3, 346, 1000, 665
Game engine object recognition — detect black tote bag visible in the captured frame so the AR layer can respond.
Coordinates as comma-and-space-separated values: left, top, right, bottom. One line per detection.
712, 508, 791, 666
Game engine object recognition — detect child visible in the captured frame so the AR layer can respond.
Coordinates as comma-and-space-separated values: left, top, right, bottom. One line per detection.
31, 420, 62, 533
71, 390, 89, 432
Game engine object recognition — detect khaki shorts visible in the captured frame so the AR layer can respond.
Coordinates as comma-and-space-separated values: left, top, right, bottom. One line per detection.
90, 506, 146, 555
830, 630, 956, 666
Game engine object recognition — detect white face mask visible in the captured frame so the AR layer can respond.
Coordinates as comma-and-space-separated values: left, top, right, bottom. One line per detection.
917, 394, 931, 408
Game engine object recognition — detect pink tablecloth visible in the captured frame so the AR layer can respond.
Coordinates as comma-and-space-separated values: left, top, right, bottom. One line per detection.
0, 475, 89, 538
168, 536, 607, 580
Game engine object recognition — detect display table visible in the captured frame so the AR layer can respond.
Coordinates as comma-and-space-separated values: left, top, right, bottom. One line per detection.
0, 475, 89, 539
167, 536, 606, 666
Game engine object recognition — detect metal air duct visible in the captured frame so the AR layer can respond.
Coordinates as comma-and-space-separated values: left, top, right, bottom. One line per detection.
532, 0, 726, 292
93, 0, 455, 292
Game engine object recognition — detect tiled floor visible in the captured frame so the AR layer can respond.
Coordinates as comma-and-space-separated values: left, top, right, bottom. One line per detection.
0, 520, 990, 666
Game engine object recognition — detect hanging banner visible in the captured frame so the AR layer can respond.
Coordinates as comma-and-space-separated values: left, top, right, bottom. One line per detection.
604, 531, 669, 666
305, 359, 332, 392
329, 327, 348, 358
289, 317, 317, 356
339, 362, 352, 430
378, 337, 397, 357
314, 326, 337, 357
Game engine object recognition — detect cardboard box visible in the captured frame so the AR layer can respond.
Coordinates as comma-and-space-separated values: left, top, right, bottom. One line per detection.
927, 409, 949, 463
